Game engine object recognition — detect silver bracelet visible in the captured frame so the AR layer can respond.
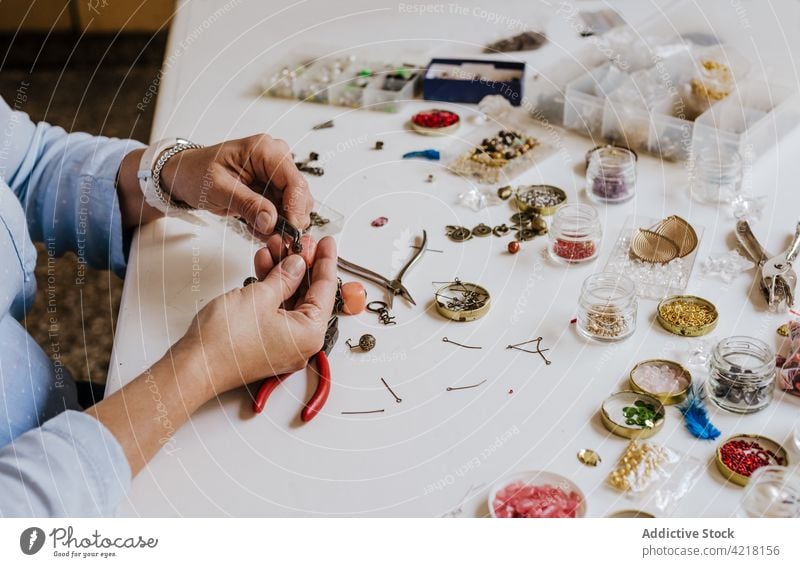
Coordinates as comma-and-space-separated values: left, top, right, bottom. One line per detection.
150, 141, 204, 210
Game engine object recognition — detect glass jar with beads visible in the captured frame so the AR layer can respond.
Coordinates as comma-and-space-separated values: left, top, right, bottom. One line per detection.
549, 203, 602, 264
586, 145, 637, 204
577, 273, 637, 342
707, 336, 775, 414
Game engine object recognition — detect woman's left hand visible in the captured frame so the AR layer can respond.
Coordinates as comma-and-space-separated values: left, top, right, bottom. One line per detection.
160, 134, 314, 237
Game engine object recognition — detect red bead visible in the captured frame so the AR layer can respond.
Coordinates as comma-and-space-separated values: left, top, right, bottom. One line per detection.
508, 241, 520, 254
411, 109, 460, 129
553, 238, 596, 261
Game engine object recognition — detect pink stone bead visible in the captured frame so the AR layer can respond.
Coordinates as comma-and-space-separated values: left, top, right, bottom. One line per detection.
340, 281, 367, 315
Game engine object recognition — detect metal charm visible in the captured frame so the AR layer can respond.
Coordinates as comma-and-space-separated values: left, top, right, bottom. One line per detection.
472, 223, 492, 237
346, 334, 376, 352
309, 211, 330, 227
577, 448, 601, 467
515, 227, 537, 241
492, 224, 510, 237
367, 301, 396, 325
446, 226, 472, 242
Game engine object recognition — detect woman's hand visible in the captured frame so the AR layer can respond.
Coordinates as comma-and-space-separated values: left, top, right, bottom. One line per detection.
179, 236, 337, 398
160, 134, 314, 237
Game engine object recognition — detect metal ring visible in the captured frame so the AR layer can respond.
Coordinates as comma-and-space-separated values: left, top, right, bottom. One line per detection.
367, 301, 389, 313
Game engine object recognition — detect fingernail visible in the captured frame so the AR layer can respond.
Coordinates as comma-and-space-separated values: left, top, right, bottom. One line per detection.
284, 254, 306, 276
255, 211, 273, 234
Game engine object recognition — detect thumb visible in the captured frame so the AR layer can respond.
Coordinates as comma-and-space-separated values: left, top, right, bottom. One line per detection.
257, 254, 306, 307
229, 184, 278, 235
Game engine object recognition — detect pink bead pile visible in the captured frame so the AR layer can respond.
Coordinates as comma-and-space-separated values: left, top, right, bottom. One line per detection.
493, 482, 582, 518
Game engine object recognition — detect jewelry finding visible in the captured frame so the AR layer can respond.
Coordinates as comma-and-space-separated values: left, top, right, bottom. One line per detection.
295, 151, 324, 176
442, 337, 482, 350
312, 119, 334, 130
446, 226, 472, 242
381, 377, 402, 403
341, 409, 385, 415
346, 334, 376, 352
410, 245, 443, 253
309, 211, 330, 227
472, 223, 492, 237
507, 337, 551, 365
577, 448, 602, 467
492, 224, 510, 237
366, 301, 396, 325
434, 279, 491, 322
447, 379, 487, 391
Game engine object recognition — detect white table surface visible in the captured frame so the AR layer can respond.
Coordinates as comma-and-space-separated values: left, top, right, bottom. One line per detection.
108, 0, 800, 517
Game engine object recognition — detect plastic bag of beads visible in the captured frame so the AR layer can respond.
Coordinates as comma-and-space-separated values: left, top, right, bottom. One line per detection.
607, 440, 703, 514
447, 123, 555, 185
778, 320, 800, 397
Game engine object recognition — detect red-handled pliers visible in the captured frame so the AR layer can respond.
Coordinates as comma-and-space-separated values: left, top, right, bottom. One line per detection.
253, 315, 338, 422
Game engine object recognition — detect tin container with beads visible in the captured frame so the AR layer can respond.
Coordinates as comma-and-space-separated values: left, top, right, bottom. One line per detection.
707, 336, 776, 414
600, 391, 665, 439
715, 434, 788, 487
629, 359, 692, 405
515, 184, 567, 216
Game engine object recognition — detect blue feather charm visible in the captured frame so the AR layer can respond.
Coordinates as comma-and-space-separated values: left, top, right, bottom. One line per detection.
678, 390, 721, 441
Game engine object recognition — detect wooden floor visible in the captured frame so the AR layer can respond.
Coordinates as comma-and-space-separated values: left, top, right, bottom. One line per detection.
0, 32, 166, 385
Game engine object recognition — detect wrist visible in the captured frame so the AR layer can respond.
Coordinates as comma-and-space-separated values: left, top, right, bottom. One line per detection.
158, 146, 197, 205
165, 337, 217, 407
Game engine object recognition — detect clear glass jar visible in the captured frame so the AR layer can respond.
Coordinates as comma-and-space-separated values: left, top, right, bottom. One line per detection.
740, 466, 800, 518
586, 146, 636, 204
707, 336, 775, 414
577, 273, 637, 342
690, 146, 743, 204
549, 203, 602, 264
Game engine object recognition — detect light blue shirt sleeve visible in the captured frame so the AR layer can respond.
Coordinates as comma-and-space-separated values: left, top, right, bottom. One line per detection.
0, 97, 145, 277
0, 97, 140, 516
0, 410, 131, 517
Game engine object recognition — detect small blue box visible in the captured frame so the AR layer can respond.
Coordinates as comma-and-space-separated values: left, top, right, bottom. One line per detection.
423, 58, 525, 106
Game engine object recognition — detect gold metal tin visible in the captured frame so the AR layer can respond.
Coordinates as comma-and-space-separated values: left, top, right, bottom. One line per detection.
629, 359, 692, 405
715, 434, 790, 487
600, 391, 665, 439
608, 510, 655, 518
434, 282, 491, 322
656, 295, 718, 337
515, 184, 567, 216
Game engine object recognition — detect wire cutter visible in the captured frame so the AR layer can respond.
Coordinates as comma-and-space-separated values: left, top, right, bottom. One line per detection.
253, 315, 338, 422
337, 230, 427, 308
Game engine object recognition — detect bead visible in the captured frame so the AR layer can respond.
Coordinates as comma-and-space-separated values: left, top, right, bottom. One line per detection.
374, 141, 384, 150
347, 334, 376, 352
508, 241, 520, 254
497, 185, 513, 200
340, 282, 367, 315
411, 109, 460, 129
371, 216, 389, 228
242, 276, 259, 287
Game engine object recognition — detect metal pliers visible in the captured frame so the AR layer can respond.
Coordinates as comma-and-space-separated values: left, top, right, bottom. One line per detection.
253, 315, 339, 422
337, 230, 427, 308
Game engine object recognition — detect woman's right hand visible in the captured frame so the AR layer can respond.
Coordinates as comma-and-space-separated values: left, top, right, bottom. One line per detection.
176, 235, 338, 399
